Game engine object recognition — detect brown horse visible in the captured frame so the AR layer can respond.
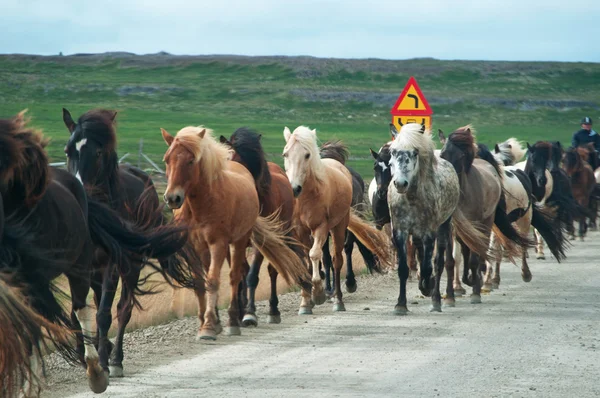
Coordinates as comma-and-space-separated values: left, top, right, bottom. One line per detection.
572, 143, 600, 230
161, 126, 309, 340
563, 147, 598, 240
219, 127, 307, 326
282, 126, 392, 313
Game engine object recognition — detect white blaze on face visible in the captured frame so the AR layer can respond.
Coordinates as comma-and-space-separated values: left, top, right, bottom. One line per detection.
283, 141, 308, 191
378, 162, 388, 172
75, 138, 87, 153
75, 172, 83, 184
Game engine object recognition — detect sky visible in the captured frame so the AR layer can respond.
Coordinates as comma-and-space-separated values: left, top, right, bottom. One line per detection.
1, 0, 599, 62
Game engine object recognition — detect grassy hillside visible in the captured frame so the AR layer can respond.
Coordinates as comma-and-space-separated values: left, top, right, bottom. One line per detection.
0, 53, 598, 177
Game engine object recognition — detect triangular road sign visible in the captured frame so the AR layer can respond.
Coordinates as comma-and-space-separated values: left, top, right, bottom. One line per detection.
390, 76, 433, 116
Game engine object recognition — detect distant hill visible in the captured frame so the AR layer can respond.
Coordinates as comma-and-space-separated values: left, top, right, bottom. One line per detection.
0, 53, 597, 177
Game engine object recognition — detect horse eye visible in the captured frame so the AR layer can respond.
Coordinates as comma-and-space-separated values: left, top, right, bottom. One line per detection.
188, 160, 194, 166
96, 149, 102, 157
305, 153, 310, 160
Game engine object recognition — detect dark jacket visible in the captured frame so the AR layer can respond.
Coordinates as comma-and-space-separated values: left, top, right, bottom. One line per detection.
571, 128, 600, 149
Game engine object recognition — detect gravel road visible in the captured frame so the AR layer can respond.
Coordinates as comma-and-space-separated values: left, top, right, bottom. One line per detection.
43, 233, 600, 398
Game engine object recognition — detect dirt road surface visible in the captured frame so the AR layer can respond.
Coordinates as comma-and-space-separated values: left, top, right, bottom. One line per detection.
44, 234, 600, 398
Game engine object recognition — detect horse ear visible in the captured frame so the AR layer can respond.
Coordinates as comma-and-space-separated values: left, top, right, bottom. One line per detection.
311, 128, 317, 135
389, 123, 399, 139
419, 123, 425, 134
110, 111, 117, 122
465, 128, 471, 134
370, 148, 378, 160
494, 144, 500, 153
555, 141, 562, 149
258, 133, 262, 140
283, 127, 292, 142
527, 142, 533, 152
161, 128, 174, 146
219, 135, 230, 145
438, 129, 446, 144
62, 108, 75, 134
198, 129, 206, 139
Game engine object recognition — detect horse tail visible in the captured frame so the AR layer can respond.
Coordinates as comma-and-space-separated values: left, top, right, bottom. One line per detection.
320, 140, 350, 165
354, 237, 379, 274
0, 277, 72, 398
451, 207, 491, 260
250, 210, 310, 286
491, 196, 536, 261
530, 203, 568, 262
347, 210, 393, 271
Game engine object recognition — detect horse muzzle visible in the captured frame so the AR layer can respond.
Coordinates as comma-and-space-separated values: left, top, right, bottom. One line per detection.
164, 189, 184, 209
393, 180, 409, 194
292, 185, 303, 197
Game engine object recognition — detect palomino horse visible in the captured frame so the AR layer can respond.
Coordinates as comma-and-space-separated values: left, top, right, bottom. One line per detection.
476, 144, 567, 290
219, 128, 307, 326
63, 108, 199, 378
0, 112, 187, 396
440, 126, 533, 304
563, 147, 599, 240
319, 140, 380, 296
161, 126, 309, 340
282, 126, 391, 314
387, 123, 471, 313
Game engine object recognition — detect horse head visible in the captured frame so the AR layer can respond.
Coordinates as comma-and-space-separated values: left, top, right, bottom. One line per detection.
370, 143, 392, 199
525, 141, 552, 186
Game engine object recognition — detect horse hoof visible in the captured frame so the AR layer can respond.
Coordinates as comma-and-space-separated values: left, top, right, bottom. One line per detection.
226, 326, 242, 336
345, 282, 357, 293
325, 289, 334, 298
536, 254, 546, 260
86, 361, 109, 394
333, 302, 346, 312
298, 306, 313, 315
108, 365, 124, 378
242, 314, 258, 327
394, 305, 409, 315
267, 314, 281, 324
444, 298, 456, 307
196, 328, 217, 341
481, 284, 493, 293
492, 282, 500, 290
454, 287, 466, 297
522, 273, 532, 283
470, 294, 482, 304
430, 302, 442, 312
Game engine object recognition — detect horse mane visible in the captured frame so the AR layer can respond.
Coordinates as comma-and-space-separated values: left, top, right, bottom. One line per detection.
564, 147, 582, 174
170, 126, 230, 184
390, 123, 437, 178
447, 124, 477, 172
495, 137, 526, 165
76, 109, 118, 152
284, 126, 325, 182
320, 140, 350, 165
229, 127, 271, 198
477, 143, 504, 179
0, 110, 50, 208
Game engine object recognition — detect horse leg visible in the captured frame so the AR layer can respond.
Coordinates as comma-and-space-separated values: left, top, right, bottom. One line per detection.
331, 217, 348, 312
392, 229, 410, 315
322, 235, 334, 296
452, 238, 466, 296
534, 228, 546, 259
226, 237, 249, 336
266, 265, 281, 324
459, 240, 473, 287
469, 252, 483, 304
108, 268, 140, 378
242, 248, 263, 327
416, 235, 435, 298
431, 218, 450, 312
309, 227, 329, 306
198, 245, 227, 340
579, 212, 586, 241
68, 268, 108, 394
483, 233, 501, 292
406, 236, 418, 280
237, 260, 249, 323
444, 234, 456, 307
96, 265, 119, 375
344, 231, 358, 293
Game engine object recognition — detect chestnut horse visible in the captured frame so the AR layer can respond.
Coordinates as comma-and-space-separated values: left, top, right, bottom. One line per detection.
219, 128, 307, 326
282, 126, 392, 314
161, 126, 309, 340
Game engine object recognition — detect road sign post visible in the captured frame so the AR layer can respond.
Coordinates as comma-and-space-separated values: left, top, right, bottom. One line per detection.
390, 76, 433, 135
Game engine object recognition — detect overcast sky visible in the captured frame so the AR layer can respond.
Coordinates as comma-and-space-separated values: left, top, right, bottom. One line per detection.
2, 0, 599, 62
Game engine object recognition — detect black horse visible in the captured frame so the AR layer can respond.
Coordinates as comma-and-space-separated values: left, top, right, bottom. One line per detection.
369, 143, 393, 229
62, 108, 202, 378
0, 112, 198, 396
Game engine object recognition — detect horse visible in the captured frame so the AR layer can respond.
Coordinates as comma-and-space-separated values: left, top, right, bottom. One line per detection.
562, 147, 599, 240
571, 143, 600, 230
282, 126, 391, 314
476, 144, 567, 290
440, 125, 533, 304
62, 108, 201, 378
493, 137, 527, 166
219, 128, 308, 327
161, 125, 309, 340
1, 111, 193, 396
318, 140, 379, 296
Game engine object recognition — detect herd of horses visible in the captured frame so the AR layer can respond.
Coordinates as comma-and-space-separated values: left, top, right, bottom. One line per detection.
1, 109, 598, 397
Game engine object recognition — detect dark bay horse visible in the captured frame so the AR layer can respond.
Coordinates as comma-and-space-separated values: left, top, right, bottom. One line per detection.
1, 111, 194, 395
219, 128, 309, 327
62, 108, 201, 377
319, 140, 380, 296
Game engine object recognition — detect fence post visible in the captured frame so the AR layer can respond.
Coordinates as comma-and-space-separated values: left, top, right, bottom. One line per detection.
138, 138, 143, 168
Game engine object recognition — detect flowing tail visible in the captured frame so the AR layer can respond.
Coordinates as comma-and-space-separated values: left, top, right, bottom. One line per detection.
347, 210, 392, 271
491, 197, 536, 262
530, 203, 568, 262
0, 277, 72, 398
250, 211, 311, 286
451, 207, 492, 261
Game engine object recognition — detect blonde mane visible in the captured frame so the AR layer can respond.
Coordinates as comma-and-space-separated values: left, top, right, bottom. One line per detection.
170, 125, 231, 184
283, 125, 326, 181
390, 123, 438, 171
498, 137, 526, 165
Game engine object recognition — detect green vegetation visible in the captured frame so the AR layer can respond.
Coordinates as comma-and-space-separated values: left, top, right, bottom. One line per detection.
0, 54, 597, 178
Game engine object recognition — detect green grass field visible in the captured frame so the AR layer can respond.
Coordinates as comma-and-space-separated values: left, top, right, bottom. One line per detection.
1, 53, 598, 177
